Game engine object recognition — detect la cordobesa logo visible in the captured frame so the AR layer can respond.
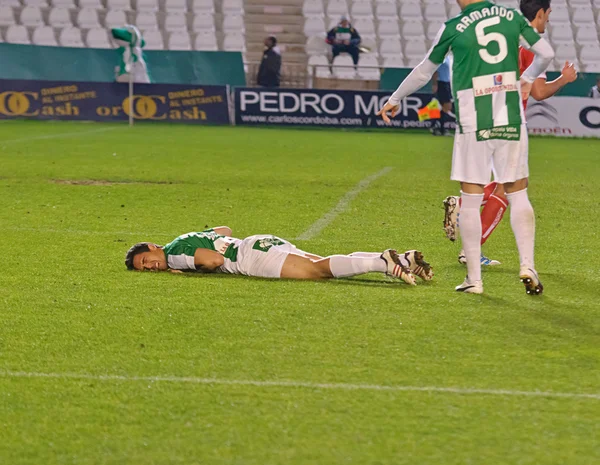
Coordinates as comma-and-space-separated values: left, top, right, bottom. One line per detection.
0, 85, 223, 121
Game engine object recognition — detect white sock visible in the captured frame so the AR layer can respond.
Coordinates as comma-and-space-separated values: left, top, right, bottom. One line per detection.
506, 188, 535, 269
348, 252, 381, 258
459, 191, 484, 282
328, 255, 386, 278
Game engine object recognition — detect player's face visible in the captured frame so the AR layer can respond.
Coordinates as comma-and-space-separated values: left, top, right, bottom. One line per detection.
133, 245, 168, 271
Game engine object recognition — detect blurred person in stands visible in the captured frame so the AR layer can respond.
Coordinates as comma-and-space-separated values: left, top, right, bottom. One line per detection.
257, 36, 281, 88
327, 16, 361, 66
431, 55, 454, 136
589, 76, 600, 98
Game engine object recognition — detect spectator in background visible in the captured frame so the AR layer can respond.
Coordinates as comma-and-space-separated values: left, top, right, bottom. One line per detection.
431, 55, 453, 136
589, 76, 600, 98
327, 16, 361, 66
257, 36, 281, 88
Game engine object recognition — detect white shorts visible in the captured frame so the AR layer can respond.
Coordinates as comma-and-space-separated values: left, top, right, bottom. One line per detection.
233, 235, 307, 278
451, 125, 529, 185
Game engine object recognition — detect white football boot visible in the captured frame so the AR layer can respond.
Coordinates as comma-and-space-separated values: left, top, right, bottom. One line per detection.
380, 249, 417, 286
455, 277, 484, 294
520, 267, 544, 295
443, 195, 460, 242
401, 250, 434, 281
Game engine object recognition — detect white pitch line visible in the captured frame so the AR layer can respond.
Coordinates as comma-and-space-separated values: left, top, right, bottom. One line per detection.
296, 167, 393, 241
1, 126, 120, 144
1, 370, 598, 401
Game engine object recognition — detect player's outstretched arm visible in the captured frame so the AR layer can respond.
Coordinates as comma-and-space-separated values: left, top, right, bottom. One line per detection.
194, 248, 225, 272
377, 59, 439, 123
530, 61, 577, 101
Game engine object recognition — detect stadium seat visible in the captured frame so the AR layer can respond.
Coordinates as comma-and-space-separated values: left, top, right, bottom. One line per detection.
222, 0, 243, 15
105, 9, 127, 28
86, 27, 111, 47
194, 30, 218, 50
0, 6, 15, 26
78, 0, 102, 9
223, 32, 245, 51
168, 30, 191, 49
402, 22, 425, 39
406, 57, 423, 67
572, 6, 595, 23
575, 26, 600, 44
302, 0, 324, 18
51, 0, 76, 7
549, 7, 571, 23
379, 37, 402, 55
135, 11, 158, 30
142, 28, 164, 48
223, 14, 244, 32
357, 54, 380, 79
360, 35, 377, 54
308, 54, 331, 78
584, 62, 600, 72
136, 0, 159, 12
164, 13, 187, 32
20, 7, 45, 27
554, 43, 578, 61
0, 0, 21, 7
327, 0, 348, 18
192, 13, 215, 31
59, 26, 84, 47
353, 18, 375, 35
375, 2, 398, 19
106, 0, 130, 10
424, 0, 445, 5
304, 17, 325, 35
426, 21, 444, 40
305, 34, 328, 55
32, 26, 58, 45
377, 20, 400, 37
549, 24, 575, 44
327, 17, 341, 29
22, 0, 48, 7
192, 0, 214, 13
404, 39, 427, 59
580, 44, 600, 62
77, 8, 101, 28
351, 1, 373, 18
569, 0, 591, 5
48, 7, 73, 27
447, 4, 460, 17
6, 24, 31, 43
400, 3, 423, 19
383, 55, 405, 68
166, 0, 187, 12
424, 4, 447, 21
333, 54, 356, 79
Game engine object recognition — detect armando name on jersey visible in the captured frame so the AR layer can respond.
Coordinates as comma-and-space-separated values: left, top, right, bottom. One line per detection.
456, 6, 515, 32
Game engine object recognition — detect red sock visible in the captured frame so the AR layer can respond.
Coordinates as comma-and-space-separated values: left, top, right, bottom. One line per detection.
480, 193, 508, 245
482, 182, 498, 205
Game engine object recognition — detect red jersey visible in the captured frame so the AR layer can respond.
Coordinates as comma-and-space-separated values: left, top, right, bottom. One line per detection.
519, 46, 547, 110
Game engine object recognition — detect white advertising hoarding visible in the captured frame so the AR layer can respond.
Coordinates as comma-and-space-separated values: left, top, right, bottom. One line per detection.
526, 97, 600, 138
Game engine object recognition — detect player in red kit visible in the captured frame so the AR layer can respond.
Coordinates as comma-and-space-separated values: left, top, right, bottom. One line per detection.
443, 0, 578, 266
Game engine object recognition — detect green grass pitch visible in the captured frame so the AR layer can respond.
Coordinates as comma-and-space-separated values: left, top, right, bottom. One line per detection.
1, 120, 599, 464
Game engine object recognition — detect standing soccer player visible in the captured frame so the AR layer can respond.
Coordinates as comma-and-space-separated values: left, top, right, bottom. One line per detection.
378, 0, 554, 295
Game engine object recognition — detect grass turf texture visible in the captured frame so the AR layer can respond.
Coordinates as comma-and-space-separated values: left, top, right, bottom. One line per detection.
0, 120, 599, 464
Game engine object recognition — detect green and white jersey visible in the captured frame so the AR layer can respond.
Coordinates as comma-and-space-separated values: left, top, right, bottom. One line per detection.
428, 1, 541, 136
162, 230, 241, 273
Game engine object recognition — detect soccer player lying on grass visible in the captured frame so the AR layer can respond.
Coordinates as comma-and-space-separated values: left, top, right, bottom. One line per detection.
442, 0, 577, 268
125, 227, 433, 285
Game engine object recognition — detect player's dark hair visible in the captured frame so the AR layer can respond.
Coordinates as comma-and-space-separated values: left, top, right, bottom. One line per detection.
125, 242, 161, 270
520, 0, 551, 22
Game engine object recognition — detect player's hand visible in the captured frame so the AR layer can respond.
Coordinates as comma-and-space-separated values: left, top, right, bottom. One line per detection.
168, 269, 183, 274
520, 80, 532, 102
376, 101, 399, 124
561, 61, 577, 83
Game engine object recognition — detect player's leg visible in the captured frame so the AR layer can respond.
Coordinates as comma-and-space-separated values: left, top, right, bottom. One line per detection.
349, 251, 433, 281
280, 251, 417, 285
480, 182, 508, 246
494, 127, 542, 295
450, 131, 491, 294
